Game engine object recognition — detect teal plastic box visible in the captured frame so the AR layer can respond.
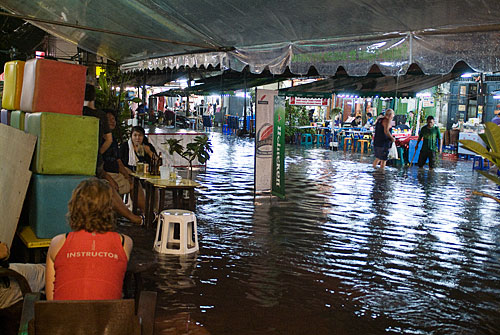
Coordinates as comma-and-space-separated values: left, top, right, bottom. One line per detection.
10, 110, 25, 130
29, 174, 90, 238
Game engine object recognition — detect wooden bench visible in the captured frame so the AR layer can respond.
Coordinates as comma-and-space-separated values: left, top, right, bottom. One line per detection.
17, 226, 51, 263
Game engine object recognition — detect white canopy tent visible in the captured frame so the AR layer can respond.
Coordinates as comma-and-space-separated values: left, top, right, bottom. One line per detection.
0, 0, 499, 76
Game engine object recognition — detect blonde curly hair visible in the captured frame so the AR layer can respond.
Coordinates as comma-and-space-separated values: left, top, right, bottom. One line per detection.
67, 178, 115, 233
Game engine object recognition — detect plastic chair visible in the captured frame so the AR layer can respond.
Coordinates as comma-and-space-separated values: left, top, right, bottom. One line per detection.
301, 134, 313, 145
294, 132, 302, 145
472, 156, 490, 170
154, 210, 199, 255
324, 133, 332, 148
19, 291, 157, 335
315, 134, 325, 146
343, 137, 353, 151
356, 139, 371, 154
0, 268, 32, 335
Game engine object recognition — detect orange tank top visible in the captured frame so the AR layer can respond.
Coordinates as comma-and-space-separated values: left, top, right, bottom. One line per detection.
53, 230, 128, 300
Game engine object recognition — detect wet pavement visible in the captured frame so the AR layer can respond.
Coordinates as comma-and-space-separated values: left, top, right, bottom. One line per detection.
120, 132, 500, 335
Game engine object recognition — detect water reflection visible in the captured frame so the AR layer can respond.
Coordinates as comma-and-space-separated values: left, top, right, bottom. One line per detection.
124, 132, 500, 335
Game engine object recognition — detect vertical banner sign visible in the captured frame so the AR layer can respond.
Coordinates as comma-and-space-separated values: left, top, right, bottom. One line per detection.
255, 89, 277, 193
272, 96, 286, 198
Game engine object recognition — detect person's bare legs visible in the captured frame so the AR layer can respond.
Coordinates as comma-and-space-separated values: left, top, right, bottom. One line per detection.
373, 158, 381, 168
125, 168, 146, 213
112, 190, 142, 224
131, 181, 146, 213
379, 160, 387, 169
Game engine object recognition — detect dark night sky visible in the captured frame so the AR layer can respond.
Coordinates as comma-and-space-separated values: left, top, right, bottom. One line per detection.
0, 11, 47, 71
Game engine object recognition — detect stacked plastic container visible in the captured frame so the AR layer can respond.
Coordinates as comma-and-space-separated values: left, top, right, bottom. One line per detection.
2, 59, 99, 238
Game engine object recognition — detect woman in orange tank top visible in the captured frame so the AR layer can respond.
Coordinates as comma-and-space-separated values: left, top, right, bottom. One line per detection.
45, 178, 133, 300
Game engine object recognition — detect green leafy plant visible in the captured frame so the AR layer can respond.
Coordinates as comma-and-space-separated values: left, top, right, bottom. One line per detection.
164, 135, 213, 178
165, 138, 183, 157
284, 100, 313, 140
331, 107, 342, 120
460, 121, 500, 202
95, 65, 135, 144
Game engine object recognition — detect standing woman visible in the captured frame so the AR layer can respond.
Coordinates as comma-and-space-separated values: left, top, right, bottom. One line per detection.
120, 126, 157, 171
45, 178, 133, 300
372, 109, 395, 170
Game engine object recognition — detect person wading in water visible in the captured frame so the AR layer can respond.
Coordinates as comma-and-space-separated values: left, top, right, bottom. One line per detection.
372, 109, 395, 170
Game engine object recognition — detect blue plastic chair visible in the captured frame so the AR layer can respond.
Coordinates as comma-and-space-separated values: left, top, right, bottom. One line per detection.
315, 134, 325, 146
302, 134, 313, 145
472, 156, 490, 170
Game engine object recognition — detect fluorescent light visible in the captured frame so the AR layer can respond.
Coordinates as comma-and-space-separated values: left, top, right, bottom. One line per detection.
416, 92, 432, 98
461, 73, 474, 78
493, 95, 500, 99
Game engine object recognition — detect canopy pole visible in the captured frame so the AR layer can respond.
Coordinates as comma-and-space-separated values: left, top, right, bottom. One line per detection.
243, 70, 248, 132
187, 70, 192, 117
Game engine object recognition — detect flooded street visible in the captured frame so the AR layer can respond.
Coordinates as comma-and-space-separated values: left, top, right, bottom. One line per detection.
124, 132, 500, 335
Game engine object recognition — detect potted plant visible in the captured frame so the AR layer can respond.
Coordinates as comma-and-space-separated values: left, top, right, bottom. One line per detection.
165, 135, 213, 179
459, 122, 500, 203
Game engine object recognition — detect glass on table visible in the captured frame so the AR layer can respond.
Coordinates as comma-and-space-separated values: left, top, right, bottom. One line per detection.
169, 169, 177, 181
136, 162, 144, 175
160, 166, 169, 179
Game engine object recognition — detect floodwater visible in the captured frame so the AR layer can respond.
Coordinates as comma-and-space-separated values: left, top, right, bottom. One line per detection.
123, 132, 500, 335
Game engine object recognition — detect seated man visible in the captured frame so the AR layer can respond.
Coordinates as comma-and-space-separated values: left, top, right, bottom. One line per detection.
364, 113, 375, 128
102, 110, 146, 214
83, 85, 143, 225
0, 242, 45, 335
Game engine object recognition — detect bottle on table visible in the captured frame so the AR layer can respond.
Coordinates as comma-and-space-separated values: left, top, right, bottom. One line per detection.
158, 153, 163, 168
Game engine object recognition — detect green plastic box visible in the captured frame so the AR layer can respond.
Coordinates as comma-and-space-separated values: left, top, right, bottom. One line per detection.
25, 112, 98, 175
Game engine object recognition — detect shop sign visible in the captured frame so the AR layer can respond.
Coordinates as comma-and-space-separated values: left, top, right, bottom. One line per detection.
255, 89, 277, 193
272, 96, 286, 199
422, 97, 434, 108
289, 97, 328, 106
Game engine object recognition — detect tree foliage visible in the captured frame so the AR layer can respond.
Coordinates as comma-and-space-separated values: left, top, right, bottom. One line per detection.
95, 65, 136, 144
164, 135, 213, 177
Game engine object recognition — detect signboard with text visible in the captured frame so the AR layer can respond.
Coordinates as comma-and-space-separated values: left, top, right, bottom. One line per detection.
255, 89, 277, 193
422, 97, 435, 108
272, 96, 286, 198
289, 97, 329, 106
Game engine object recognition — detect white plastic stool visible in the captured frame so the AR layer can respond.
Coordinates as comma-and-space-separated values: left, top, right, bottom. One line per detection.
154, 209, 199, 255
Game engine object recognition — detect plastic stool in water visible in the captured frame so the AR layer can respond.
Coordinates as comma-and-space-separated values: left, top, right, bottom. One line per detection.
356, 139, 371, 154
315, 134, 325, 146
294, 132, 302, 144
472, 156, 490, 170
343, 137, 353, 151
154, 210, 199, 255
301, 134, 313, 145
324, 133, 332, 148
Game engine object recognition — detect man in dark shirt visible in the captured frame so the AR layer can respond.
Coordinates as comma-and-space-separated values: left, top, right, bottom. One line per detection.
417, 115, 441, 169
82, 84, 112, 177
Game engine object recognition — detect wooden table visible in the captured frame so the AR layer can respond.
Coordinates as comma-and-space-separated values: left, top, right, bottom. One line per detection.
17, 226, 51, 263
130, 172, 159, 216
130, 172, 200, 228
146, 178, 201, 228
